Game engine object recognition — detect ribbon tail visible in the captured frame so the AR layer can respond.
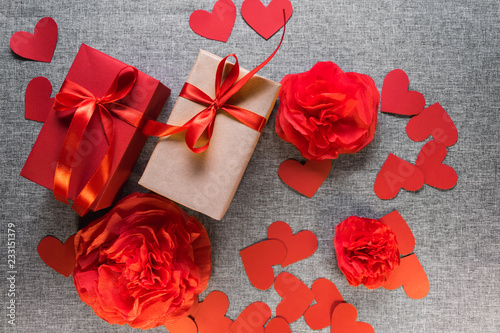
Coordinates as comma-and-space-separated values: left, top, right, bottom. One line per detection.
217, 16, 286, 106
53, 100, 96, 204
71, 107, 114, 216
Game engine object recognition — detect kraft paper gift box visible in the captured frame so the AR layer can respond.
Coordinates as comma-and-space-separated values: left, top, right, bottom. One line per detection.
21, 44, 170, 215
139, 49, 280, 220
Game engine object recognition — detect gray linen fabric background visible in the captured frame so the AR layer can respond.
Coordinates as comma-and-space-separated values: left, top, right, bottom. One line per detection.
1, 0, 499, 332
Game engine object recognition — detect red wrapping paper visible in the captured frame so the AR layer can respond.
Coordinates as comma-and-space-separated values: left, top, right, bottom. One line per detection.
21, 44, 170, 214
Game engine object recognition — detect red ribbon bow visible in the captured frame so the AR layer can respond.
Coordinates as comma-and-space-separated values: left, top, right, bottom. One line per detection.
143, 20, 285, 153
53, 66, 144, 216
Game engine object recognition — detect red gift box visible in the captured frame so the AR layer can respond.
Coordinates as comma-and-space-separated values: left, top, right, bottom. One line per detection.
21, 44, 170, 215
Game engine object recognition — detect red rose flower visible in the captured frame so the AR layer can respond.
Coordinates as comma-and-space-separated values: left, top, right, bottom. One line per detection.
72, 192, 211, 329
275, 62, 379, 160
334, 216, 400, 289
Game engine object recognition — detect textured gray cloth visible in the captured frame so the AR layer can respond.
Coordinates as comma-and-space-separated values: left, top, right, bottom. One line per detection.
1, 0, 499, 332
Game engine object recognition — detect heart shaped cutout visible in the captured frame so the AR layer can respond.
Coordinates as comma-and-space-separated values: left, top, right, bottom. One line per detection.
241, 0, 293, 40
193, 291, 233, 333
187, 297, 200, 317
267, 221, 318, 267
406, 103, 458, 147
374, 153, 424, 200
304, 278, 344, 330
415, 140, 457, 190
379, 210, 415, 256
229, 301, 271, 333
265, 317, 291, 333
165, 316, 197, 333
279, 159, 332, 198
189, 0, 236, 42
240, 239, 287, 290
275, 272, 315, 323
381, 69, 425, 116
10, 17, 58, 62
330, 303, 374, 333
382, 254, 429, 299
25, 76, 55, 122
37, 235, 76, 277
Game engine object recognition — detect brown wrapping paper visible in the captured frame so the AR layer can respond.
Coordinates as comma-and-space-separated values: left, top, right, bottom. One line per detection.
139, 50, 280, 220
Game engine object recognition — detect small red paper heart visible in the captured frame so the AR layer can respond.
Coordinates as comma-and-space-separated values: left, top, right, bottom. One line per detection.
275, 272, 315, 323
25, 76, 54, 122
382, 254, 429, 300
330, 303, 374, 333
37, 234, 76, 277
189, 0, 236, 42
165, 297, 200, 332
240, 239, 287, 290
267, 221, 318, 267
229, 302, 271, 333
374, 153, 424, 200
10, 17, 58, 62
406, 102, 458, 147
304, 278, 344, 330
279, 159, 332, 198
265, 317, 291, 333
193, 291, 233, 333
381, 69, 425, 116
379, 210, 415, 256
415, 140, 457, 190
187, 297, 200, 317
241, 0, 293, 40
165, 316, 197, 333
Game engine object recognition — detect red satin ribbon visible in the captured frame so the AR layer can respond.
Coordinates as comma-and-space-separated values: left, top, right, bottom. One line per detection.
53, 66, 144, 216
143, 17, 286, 153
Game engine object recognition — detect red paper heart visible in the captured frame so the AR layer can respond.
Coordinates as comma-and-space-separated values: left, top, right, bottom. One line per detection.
187, 297, 200, 317
379, 210, 415, 256
279, 159, 332, 198
330, 303, 374, 333
240, 239, 287, 290
37, 235, 76, 277
415, 140, 458, 190
304, 278, 345, 330
267, 221, 318, 267
374, 153, 424, 199
265, 317, 291, 333
229, 302, 271, 333
25, 76, 55, 122
275, 272, 315, 323
193, 291, 233, 333
10, 17, 58, 62
189, 0, 236, 42
241, 0, 293, 40
381, 69, 425, 116
165, 316, 197, 333
406, 103, 458, 147
382, 254, 429, 299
